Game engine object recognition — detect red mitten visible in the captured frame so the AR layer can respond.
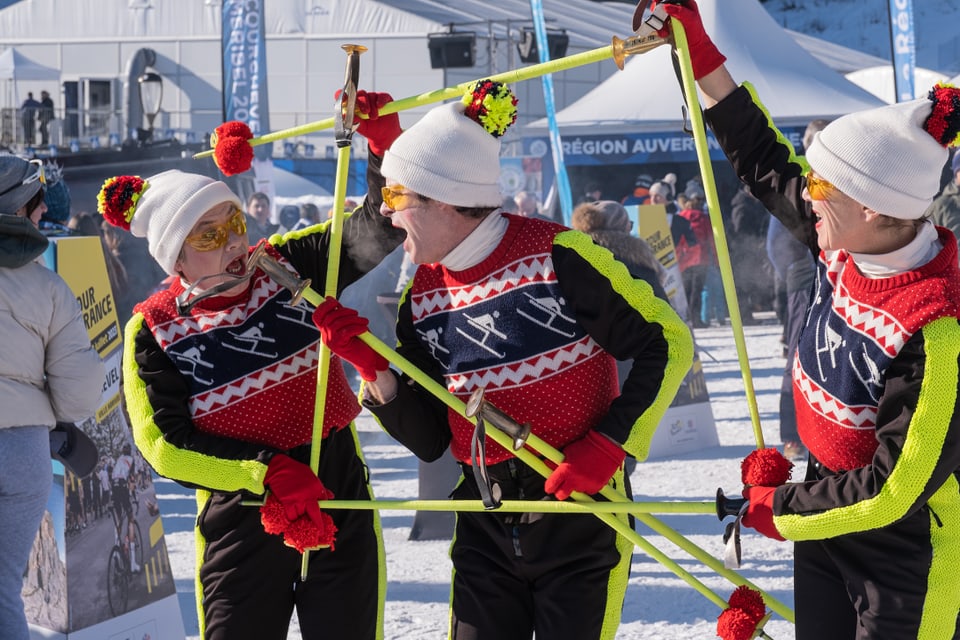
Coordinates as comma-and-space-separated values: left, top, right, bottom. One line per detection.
335, 89, 402, 156
544, 431, 625, 501
263, 454, 327, 524
652, 0, 727, 80
311, 296, 388, 381
741, 485, 785, 541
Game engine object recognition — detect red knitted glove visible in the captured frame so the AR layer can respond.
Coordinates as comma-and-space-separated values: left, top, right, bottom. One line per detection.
652, 0, 727, 80
545, 431, 625, 500
741, 485, 785, 541
263, 454, 327, 525
335, 90, 402, 156
311, 296, 388, 381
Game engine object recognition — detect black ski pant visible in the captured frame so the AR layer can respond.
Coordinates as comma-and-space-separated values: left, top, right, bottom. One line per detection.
196, 425, 384, 640
794, 462, 960, 640
448, 459, 632, 640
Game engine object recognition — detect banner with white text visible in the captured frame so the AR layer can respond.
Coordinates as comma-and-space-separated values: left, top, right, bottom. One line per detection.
222, 0, 271, 160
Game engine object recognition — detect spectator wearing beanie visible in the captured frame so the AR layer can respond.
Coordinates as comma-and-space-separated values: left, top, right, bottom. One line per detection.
622, 172, 654, 206
670, 2, 960, 638
312, 81, 693, 640
648, 172, 699, 261
924, 151, 960, 263
98, 90, 406, 640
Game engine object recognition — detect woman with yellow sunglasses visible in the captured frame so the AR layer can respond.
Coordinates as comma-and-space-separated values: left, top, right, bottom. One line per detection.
655, 2, 960, 639
97, 89, 405, 640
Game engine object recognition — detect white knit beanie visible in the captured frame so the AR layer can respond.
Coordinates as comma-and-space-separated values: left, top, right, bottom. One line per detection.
806, 96, 950, 219
99, 170, 240, 275
382, 102, 504, 208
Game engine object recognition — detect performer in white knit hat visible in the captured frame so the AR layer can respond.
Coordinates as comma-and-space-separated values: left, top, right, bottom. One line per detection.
98, 91, 405, 640
312, 80, 693, 640
653, 2, 960, 639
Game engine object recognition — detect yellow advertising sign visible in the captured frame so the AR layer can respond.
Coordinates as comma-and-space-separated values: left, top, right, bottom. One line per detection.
55, 237, 122, 357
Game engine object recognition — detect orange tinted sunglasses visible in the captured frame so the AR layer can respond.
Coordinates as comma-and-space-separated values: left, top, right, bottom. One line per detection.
805, 172, 836, 201
184, 207, 246, 251
381, 185, 419, 211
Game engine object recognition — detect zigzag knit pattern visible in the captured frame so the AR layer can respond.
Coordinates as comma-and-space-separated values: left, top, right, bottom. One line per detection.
409, 216, 619, 464
795, 230, 960, 472
136, 251, 358, 450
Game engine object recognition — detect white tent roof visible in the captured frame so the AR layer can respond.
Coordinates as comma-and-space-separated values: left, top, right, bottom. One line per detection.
526, 0, 887, 135
845, 66, 955, 104
0, 47, 59, 80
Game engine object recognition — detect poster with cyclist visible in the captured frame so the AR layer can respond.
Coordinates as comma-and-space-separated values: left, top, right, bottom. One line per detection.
23, 235, 185, 639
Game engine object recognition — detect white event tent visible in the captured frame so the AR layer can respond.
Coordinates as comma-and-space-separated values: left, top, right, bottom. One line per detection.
526, 0, 887, 136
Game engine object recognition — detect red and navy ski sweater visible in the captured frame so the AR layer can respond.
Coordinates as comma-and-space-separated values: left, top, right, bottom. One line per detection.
370, 214, 694, 466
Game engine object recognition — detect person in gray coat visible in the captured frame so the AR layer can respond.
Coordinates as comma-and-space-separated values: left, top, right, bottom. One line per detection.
924, 151, 960, 263
0, 156, 104, 640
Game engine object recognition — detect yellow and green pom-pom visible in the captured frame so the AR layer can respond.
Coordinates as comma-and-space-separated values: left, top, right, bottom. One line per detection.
462, 80, 518, 138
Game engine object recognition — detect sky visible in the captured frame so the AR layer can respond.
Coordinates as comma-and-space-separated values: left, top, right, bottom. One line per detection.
761, 0, 959, 75
160, 321, 800, 640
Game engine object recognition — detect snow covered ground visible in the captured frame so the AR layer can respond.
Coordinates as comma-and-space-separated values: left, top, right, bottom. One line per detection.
159, 319, 800, 639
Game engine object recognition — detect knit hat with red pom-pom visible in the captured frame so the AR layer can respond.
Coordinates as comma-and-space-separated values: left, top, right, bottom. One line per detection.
806, 83, 960, 219
97, 170, 240, 275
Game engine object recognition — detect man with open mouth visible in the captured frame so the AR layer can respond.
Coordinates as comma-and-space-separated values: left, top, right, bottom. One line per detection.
98, 90, 405, 639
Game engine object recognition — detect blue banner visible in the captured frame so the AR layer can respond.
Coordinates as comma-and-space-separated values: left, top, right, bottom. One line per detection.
888, 0, 916, 102
222, 0, 271, 159
523, 128, 805, 166
529, 0, 574, 225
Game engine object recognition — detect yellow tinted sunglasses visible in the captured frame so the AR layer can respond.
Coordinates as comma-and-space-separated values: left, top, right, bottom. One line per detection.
184, 207, 247, 251
381, 185, 419, 211
805, 172, 836, 201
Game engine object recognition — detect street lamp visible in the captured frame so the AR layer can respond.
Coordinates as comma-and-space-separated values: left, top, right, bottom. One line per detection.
137, 71, 163, 142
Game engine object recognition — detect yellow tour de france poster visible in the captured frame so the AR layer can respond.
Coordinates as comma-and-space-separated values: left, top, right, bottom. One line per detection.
24, 235, 185, 640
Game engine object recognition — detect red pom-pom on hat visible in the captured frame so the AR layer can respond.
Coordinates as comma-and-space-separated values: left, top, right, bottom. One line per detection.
924, 83, 960, 148
214, 135, 255, 176
741, 447, 793, 487
97, 175, 148, 231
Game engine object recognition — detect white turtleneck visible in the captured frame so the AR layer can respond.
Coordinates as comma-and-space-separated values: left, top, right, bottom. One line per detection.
850, 221, 941, 278
440, 211, 510, 271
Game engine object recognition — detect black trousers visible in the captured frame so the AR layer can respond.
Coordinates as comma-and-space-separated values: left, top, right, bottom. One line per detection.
794, 460, 960, 640
449, 459, 632, 640
196, 425, 384, 640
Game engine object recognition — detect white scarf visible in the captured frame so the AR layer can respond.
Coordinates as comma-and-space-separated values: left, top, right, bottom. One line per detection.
851, 221, 941, 277
441, 211, 509, 271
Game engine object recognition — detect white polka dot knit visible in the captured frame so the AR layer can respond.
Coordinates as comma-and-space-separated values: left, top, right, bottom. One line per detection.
794, 227, 960, 472
407, 215, 620, 465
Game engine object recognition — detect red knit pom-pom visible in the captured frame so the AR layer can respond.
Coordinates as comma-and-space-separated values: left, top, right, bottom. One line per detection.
259, 493, 289, 536
281, 511, 337, 553
717, 607, 759, 640
741, 447, 793, 487
97, 175, 148, 231
213, 120, 253, 142
213, 135, 255, 176
924, 83, 960, 149
727, 586, 766, 623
